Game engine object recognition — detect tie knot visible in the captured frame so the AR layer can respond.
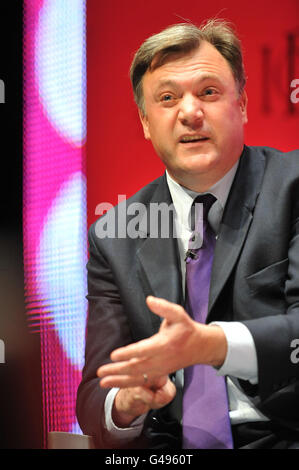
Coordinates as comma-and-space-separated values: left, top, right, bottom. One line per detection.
194, 193, 216, 219
190, 193, 216, 232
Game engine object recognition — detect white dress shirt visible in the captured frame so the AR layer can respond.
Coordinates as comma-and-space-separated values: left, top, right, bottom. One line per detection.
103, 164, 268, 442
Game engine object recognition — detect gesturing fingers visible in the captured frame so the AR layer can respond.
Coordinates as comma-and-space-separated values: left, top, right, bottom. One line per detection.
99, 373, 149, 389
112, 377, 176, 421
98, 365, 169, 389
110, 296, 188, 363
146, 296, 187, 323
97, 357, 151, 381
97, 296, 196, 387
110, 334, 162, 363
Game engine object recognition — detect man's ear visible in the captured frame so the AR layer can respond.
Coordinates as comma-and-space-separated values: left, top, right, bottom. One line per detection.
138, 108, 151, 140
239, 90, 248, 124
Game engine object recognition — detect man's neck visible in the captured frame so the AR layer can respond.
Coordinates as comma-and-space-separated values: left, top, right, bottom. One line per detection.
166, 161, 239, 196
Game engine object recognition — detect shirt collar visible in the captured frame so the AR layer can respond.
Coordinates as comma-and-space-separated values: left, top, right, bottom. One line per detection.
166, 161, 239, 234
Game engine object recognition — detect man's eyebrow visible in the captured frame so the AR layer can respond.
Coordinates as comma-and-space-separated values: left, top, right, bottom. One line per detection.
196, 72, 223, 83
154, 73, 223, 91
154, 79, 179, 91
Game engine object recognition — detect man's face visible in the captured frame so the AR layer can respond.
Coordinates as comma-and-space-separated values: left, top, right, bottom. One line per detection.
139, 41, 248, 191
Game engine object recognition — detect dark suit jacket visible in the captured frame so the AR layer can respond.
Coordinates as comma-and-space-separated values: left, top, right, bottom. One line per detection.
76, 145, 299, 448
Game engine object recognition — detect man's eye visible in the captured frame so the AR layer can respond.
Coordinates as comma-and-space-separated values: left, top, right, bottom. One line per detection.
201, 88, 218, 97
204, 88, 215, 95
161, 94, 173, 101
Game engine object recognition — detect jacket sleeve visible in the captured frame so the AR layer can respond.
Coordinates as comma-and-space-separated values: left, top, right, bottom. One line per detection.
76, 223, 142, 448
242, 172, 299, 431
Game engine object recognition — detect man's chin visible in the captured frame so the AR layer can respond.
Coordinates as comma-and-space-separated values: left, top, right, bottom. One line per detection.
180, 151, 217, 171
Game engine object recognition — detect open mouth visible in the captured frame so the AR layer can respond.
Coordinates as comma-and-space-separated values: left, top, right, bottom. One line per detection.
179, 135, 209, 144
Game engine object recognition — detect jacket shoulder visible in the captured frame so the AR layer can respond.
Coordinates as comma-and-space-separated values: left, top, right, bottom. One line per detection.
248, 145, 299, 162
88, 174, 167, 241
246, 146, 299, 177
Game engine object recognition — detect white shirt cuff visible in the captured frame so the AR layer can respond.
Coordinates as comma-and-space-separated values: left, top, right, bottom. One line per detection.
210, 321, 258, 384
103, 388, 146, 441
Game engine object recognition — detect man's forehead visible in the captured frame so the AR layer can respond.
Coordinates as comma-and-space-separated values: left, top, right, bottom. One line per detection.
145, 42, 234, 87
149, 41, 226, 71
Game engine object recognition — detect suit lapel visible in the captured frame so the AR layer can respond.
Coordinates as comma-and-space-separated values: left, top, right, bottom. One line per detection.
135, 147, 266, 325
208, 146, 266, 319
136, 174, 183, 330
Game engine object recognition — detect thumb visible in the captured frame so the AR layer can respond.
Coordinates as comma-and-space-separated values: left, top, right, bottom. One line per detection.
146, 296, 186, 324
150, 375, 168, 390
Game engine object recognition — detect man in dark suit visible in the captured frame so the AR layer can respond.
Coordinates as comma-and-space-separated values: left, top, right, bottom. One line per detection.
76, 20, 299, 449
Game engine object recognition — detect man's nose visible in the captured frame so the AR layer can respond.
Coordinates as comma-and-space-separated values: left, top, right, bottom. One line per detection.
178, 94, 204, 127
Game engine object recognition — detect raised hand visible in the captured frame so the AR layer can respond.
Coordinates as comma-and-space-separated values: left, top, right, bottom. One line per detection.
97, 296, 227, 389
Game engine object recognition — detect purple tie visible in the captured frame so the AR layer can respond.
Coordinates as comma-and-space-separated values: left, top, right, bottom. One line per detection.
182, 194, 233, 449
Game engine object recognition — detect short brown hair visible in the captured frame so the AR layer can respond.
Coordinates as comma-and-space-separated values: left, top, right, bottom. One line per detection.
130, 19, 246, 113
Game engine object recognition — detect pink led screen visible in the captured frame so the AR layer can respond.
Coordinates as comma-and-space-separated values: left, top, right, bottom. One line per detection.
23, 0, 87, 444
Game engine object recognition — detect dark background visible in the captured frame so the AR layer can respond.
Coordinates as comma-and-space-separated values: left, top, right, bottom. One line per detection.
0, 2, 42, 448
